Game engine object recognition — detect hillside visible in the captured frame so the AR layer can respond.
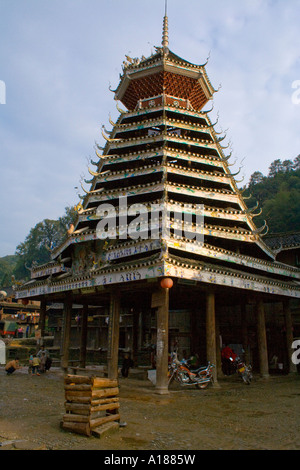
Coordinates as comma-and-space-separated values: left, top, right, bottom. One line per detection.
0, 255, 18, 287
243, 156, 300, 233
0, 206, 76, 288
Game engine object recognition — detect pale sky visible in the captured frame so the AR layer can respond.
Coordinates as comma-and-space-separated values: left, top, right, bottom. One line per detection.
0, 0, 300, 256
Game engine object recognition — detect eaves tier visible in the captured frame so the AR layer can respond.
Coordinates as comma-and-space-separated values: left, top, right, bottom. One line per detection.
15, 48, 300, 299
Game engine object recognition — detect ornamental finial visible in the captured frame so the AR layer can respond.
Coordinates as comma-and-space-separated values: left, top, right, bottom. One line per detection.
162, 0, 169, 52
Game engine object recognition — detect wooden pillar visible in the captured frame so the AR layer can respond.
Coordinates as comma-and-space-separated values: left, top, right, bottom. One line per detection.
256, 299, 269, 378
215, 313, 223, 378
154, 287, 169, 395
190, 307, 199, 357
206, 290, 218, 384
39, 298, 47, 345
283, 299, 297, 374
107, 292, 120, 380
132, 308, 139, 366
61, 297, 72, 371
79, 301, 88, 368
241, 303, 250, 364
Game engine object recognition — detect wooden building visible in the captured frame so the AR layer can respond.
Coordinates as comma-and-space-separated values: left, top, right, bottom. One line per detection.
265, 233, 300, 268
0, 287, 40, 338
14, 12, 300, 392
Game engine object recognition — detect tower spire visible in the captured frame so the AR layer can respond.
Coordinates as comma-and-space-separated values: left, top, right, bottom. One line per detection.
162, 0, 169, 52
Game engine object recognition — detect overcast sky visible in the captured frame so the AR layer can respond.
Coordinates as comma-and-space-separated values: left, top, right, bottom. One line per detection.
0, 0, 300, 257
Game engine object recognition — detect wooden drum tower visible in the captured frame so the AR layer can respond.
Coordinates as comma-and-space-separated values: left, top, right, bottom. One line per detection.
15, 10, 300, 393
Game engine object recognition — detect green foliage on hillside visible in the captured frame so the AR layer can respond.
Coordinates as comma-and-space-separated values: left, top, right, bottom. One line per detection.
0, 206, 77, 287
0, 255, 18, 287
244, 155, 300, 233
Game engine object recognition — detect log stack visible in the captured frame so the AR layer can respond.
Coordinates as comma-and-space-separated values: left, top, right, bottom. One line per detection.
62, 375, 120, 436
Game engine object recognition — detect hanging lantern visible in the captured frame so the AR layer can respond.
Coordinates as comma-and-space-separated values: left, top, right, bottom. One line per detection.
160, 278, 173, 289
22, 299, 29, 305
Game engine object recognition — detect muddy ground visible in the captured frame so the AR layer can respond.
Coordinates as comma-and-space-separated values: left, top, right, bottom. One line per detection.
0, 365, 299, 451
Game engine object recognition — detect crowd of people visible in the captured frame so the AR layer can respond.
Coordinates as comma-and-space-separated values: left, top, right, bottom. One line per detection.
4, 345, 52, 376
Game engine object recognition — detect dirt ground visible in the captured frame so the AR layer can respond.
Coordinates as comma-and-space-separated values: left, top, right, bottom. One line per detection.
0, 365, 300, 451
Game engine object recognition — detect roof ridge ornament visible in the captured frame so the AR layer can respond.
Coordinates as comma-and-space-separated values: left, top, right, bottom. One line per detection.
162, 0, 169, 54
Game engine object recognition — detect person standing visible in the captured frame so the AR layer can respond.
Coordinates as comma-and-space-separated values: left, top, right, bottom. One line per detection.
121, 354, 134, 378
37, 345, 49, 359
39, 352, 47, 373
17, 327, 23, 338
221, 345, 237, 375
31, 355, 40, 375
37, 345, 52, 371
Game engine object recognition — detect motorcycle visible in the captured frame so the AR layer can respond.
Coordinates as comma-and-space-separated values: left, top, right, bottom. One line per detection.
168, 353, 214, 389
228, 356, 252, 385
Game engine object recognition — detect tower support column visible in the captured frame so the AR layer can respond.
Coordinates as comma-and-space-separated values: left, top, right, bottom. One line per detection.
107, 292, 121, 380
283, 299, 297, 374
153, 286, 170, 395
79, 301, 88, 368
256, 299, 269, 378
61, 297, 72, 372
39, 298, 47, 345
241, 303, 250, 365
132, 308, 139, 366
206, 289, 218, 385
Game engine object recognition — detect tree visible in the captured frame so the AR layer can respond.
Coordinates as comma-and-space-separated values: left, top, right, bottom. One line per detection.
282, 159, 294, 173
268, 159, 284, 177
13, 206, 77, 281
248, 171, 265, 187
263, 186, 300, 232
245, 157, 300, 233
293, 155, 300, 170
0, 255, 18, 287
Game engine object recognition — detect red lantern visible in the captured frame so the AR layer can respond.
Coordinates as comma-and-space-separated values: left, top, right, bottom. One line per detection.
22, 299, 29, 305
160, 278, 173, 289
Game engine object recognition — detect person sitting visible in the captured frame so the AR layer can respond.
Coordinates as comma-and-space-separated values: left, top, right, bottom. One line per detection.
5, 358, 21, 375
189, 353, 200, 368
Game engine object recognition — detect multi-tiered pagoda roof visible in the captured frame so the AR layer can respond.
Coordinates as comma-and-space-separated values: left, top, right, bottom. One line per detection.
15, 12, 300, 301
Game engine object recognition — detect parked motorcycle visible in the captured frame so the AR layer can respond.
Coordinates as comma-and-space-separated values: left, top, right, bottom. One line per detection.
221, 346, 252, 385
168, 353, 214, 389
228, 356, 253, 385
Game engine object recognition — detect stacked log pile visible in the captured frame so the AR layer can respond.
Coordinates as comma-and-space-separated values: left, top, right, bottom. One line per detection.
62, 375, 120, 436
